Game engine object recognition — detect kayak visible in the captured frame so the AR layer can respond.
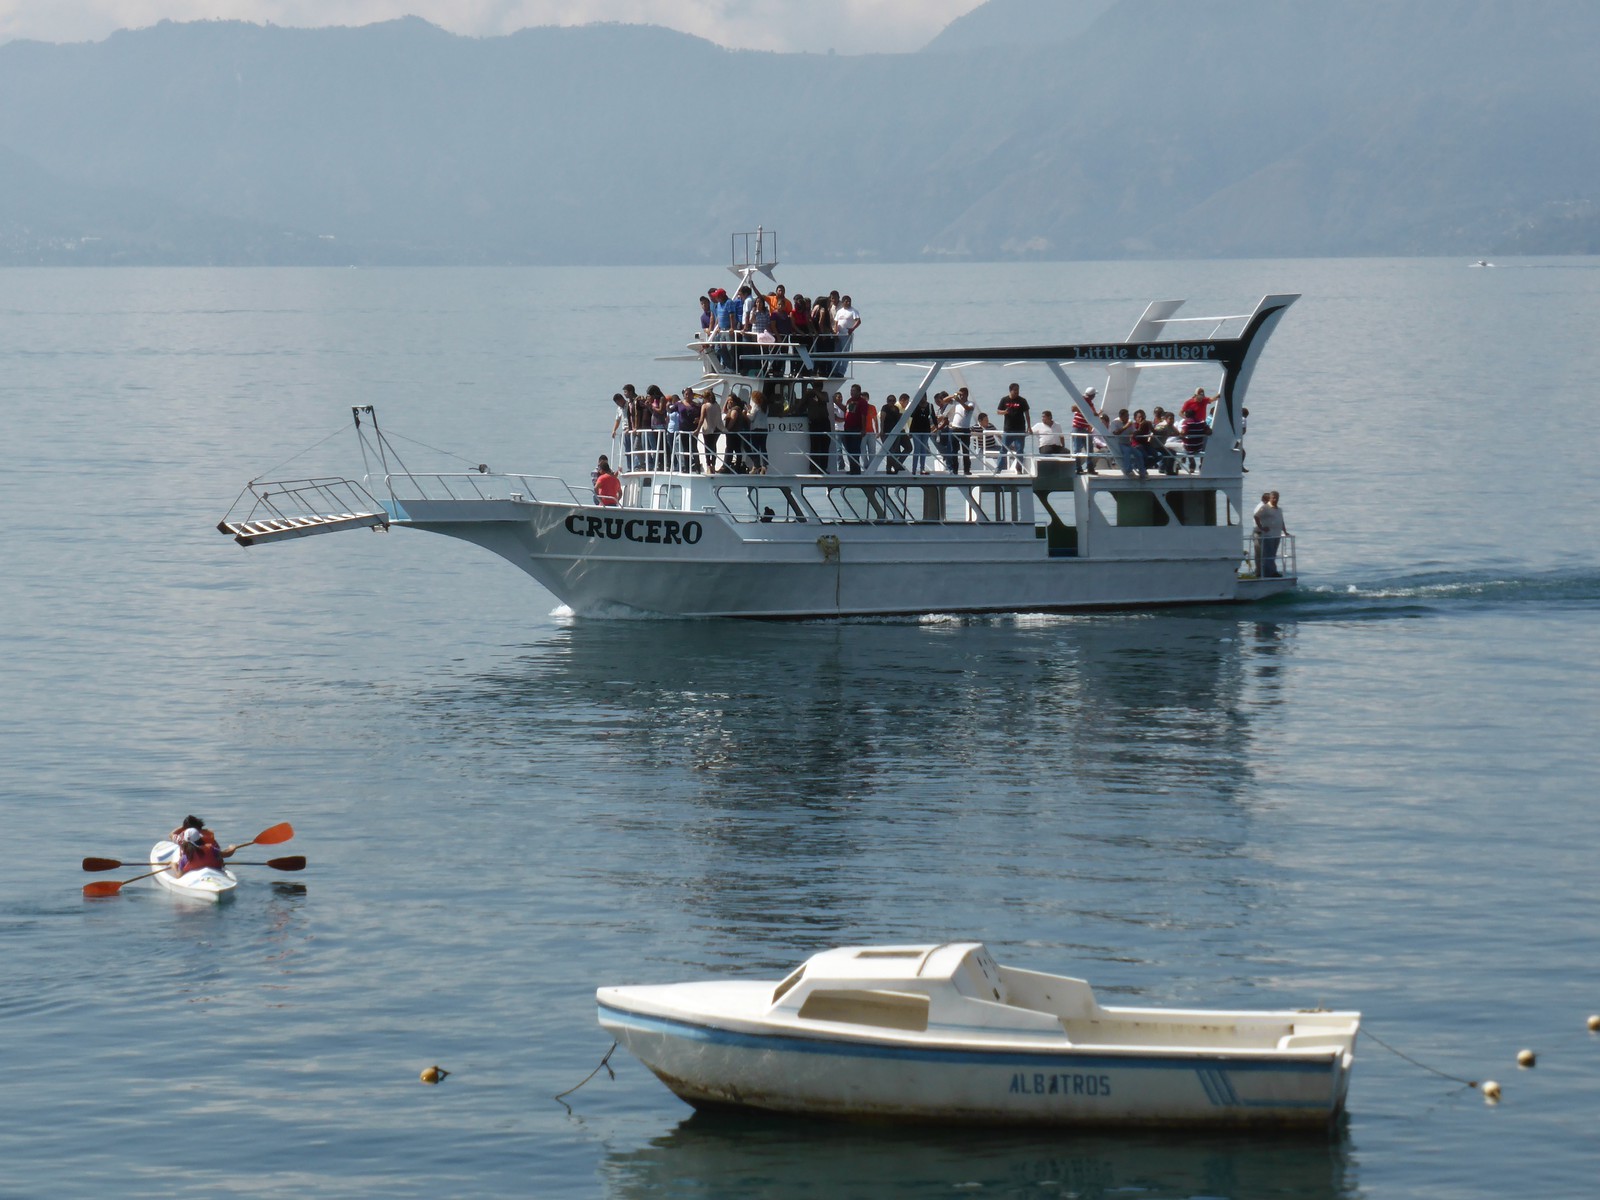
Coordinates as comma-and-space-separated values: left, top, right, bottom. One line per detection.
149, 840, 238, 902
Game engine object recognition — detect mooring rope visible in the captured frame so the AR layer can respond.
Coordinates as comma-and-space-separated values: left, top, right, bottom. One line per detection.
1359, 1026, 1478, 1088
553, 1042, 617, 1102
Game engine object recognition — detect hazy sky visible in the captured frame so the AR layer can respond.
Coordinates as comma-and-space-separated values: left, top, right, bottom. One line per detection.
0, 0, 986, 52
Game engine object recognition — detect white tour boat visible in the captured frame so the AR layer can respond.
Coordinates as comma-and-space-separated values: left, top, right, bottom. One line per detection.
219, 230, 1299, 618
598, 942, 1359, 1128
149, 840, 239, 902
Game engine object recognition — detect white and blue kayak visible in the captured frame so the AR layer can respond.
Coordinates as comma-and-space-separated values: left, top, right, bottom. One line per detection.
149, 840, 239, 902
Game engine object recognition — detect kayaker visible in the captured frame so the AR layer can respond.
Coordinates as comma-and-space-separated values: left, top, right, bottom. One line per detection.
169, 815, 239, 862
176, 827, 228, 875
169, 814, 216, 846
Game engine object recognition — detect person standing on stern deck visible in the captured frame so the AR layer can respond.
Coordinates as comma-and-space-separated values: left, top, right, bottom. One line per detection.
1253, 490, 1287, 577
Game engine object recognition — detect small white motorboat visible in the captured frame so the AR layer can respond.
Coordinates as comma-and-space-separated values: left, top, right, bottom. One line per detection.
149, 840, 238, 902
598, 943, 1359, 1128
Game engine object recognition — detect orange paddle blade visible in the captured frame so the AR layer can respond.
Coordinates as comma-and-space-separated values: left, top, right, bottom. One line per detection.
253, 822, 294, 846
82, 880, 125, 898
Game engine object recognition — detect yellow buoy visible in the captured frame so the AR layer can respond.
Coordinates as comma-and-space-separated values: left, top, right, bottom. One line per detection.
1517, 1049, 1536, 1068
1588, 1014, 1600, 1033
420, 1065, 450, 1084
1481, 1080, 1501, 1102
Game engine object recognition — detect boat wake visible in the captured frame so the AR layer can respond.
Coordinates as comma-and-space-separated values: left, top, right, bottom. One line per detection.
1281, 567, 1600, 620
543, 569, 1600, 625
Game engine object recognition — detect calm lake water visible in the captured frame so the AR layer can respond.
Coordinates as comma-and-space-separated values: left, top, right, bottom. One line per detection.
2, 258, 1598, 1198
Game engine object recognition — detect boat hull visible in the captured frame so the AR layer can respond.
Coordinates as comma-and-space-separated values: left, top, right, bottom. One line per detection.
396, 497, 1293, 618
150, 841, 238, 902
598, 1002, 1351, 1129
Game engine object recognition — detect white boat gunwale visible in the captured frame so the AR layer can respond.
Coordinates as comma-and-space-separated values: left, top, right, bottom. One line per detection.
596, 1000, 1350, 1071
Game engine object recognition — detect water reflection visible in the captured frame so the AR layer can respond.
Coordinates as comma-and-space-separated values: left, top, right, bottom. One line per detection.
602, 1110, 1356, 1200
449, 610, 1296, 808
413, 613, 1303, 977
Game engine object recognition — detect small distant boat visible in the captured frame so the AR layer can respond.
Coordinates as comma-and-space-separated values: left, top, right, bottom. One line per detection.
599, 942, 1359, 1128
149, 840, 238, 902
1469, 259, 1494, 267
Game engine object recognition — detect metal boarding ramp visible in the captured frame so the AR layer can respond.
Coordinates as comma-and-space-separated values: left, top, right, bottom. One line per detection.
218, 477, 389, 546
217, 406, 408, 547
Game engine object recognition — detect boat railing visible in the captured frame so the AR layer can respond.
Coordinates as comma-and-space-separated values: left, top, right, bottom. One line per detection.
377, 471, 585, 507
1241, 532, 1297, 580
612, 430, 1204, 480
691, 330, 859, 382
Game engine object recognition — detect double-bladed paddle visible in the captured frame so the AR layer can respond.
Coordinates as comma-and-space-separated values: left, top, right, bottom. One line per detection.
81, 821, 298, 897
82, 855, 306, 873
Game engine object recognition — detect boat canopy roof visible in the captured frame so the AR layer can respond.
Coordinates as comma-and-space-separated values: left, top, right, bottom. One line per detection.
775, 942, 1022, 1003
834, 295, 1299, 375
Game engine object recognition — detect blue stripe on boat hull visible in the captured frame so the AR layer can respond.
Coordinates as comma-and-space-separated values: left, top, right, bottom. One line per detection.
598, 1002, 1335, 1078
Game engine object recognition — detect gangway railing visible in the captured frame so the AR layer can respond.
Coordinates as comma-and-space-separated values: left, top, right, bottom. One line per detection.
218, 477, 388, 547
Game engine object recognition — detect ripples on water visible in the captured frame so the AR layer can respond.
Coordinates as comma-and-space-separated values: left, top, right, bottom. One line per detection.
3, 262, 1598, 1198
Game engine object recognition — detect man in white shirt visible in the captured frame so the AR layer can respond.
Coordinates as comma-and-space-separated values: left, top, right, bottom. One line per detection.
1032, 410, 1066, 455
833, 295, 861, 350
944, 386, 976, 475
1252, 490, 1287, 577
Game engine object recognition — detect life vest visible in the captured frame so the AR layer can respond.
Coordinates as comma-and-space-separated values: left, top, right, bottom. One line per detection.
180, 842, 227, 874
595, 473, 622, 506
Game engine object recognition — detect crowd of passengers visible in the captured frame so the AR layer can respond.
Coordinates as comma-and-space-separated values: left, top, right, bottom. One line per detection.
604, 379, 1232, 489
698, 283, 860, 377
593, 283, 1232, 486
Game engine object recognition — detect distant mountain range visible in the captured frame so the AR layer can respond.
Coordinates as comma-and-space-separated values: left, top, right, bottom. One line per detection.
1, 0, 1596, 265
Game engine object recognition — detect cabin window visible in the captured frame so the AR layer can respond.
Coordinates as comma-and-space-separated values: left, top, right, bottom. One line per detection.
1093, 491, 1168, 527
1035, 491, 1078, 556
796, 989, 930, 1032
975, 485, 1025, 523
800, 485, 908, 523
1162, 490, 1215, 527
771, 965, 807, 1003
928, 486, 989, 523
716, 485, 807, 523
